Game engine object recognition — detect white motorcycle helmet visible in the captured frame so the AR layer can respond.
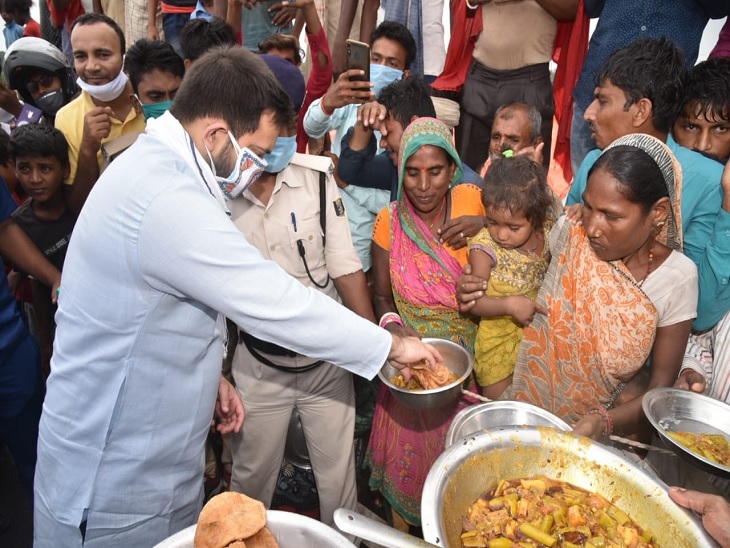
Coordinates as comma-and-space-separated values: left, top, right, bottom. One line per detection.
3, 37, 79, 116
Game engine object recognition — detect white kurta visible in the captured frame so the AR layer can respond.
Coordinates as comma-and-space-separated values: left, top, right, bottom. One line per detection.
33, 112, 391, 547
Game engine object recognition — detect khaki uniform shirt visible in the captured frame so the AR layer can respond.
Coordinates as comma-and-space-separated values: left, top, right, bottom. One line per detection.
229, 153, 363, 304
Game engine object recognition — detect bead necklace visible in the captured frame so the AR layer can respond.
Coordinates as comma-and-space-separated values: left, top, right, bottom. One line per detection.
636, 242, 655, 288
428, 197, 447, 229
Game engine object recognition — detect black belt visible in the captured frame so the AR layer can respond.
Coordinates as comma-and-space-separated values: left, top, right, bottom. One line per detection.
239, 330, 324, 373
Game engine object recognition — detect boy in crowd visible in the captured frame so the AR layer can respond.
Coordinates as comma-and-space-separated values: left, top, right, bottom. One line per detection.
673, 57, 730, 165
1, 2, 24, 46
10, 124, 75, 377
124, 39, 185, 121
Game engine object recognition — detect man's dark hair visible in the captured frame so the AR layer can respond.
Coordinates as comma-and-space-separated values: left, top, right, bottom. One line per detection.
125, 39, 185, 95
679, 57, 730, 123
4, 0, 31, 16
180, 17, 236, 63
378, 76, 435, 128
258, 33, 303, 66
71, 12, 126, 53
10, 124, 70, 167
170, 47, 294, 136
370, 21, 417, 70
0, 131, 11, 166
595, 37, 687, 134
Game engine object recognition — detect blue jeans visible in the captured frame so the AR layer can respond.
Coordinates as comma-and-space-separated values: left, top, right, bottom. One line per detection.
163, 13, 189, 57
570, 102, 599, 175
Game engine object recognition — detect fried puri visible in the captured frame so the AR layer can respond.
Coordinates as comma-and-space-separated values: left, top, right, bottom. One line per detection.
194, 492, 267, 548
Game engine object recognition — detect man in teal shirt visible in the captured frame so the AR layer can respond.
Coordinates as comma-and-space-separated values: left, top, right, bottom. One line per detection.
566, 37, 729, 331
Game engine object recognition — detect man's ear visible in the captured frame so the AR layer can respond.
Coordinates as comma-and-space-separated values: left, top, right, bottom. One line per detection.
184, 59, 192, 71
130, 94, 142, 115
201, 122, 229, 152
632, 97, 654, 129
533, 135, 544, 147
402, 69, 411, 79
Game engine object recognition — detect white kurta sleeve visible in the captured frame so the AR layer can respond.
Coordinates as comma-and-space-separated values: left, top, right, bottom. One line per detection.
136, 178, 391, 379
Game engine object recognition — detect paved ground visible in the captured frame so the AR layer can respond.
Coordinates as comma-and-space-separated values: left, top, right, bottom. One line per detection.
0, 445, 33, 547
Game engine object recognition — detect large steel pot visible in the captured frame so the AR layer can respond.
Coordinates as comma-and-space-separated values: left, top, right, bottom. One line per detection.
421, 427, 715, 547
445, 400, 570, 448
153, 510, 356, 547
378, 338, 473, 410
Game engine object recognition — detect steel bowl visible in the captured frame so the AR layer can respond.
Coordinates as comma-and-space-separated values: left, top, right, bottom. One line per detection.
643, 387, 730, 478
445, 400, 570, 448
421, 427, 715, 547
153, 509, 356, 547
378, 338, 473, 410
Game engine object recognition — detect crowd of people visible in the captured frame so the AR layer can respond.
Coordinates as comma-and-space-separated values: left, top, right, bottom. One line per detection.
0, 1, 729, 547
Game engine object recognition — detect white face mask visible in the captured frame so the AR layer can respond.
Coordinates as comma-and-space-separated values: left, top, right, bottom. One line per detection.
76, 70, 129, 102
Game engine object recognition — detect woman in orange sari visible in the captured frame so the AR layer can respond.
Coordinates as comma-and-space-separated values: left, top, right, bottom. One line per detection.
366, 118, 484, 529
462, 134, 698, 440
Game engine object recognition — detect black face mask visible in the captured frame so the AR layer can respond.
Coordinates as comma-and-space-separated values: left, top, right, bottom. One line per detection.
35, 89, 66, 116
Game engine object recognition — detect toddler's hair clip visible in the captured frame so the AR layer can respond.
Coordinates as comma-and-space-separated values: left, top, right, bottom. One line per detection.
502, 149, 515, 158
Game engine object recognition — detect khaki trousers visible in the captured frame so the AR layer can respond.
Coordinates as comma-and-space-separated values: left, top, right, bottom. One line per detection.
230, 342, 357, 525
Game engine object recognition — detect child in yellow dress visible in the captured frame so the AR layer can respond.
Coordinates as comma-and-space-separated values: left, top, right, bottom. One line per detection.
468, 154, 561, 398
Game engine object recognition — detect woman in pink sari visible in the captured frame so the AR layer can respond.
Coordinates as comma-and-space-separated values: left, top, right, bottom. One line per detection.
365, 118, 484, 529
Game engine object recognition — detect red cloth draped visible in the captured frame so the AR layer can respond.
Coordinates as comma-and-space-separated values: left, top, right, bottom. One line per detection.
431, 1, 483, 93
550, 0, 589, 183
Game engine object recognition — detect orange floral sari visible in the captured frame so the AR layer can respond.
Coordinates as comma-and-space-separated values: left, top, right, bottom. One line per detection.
506, 134, 684, 424
506, 221, 659, 422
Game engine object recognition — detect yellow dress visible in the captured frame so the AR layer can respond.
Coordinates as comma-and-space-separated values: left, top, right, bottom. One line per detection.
469, 222, 553, 387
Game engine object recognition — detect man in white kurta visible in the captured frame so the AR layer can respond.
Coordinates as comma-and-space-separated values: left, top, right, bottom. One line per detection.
33, 48, 436, 548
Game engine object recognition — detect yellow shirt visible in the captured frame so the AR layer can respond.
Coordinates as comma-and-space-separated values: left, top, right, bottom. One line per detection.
55, 90, 145, 184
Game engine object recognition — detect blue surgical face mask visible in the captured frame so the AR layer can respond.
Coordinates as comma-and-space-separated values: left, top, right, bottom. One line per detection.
205, 131, 267, 200
137, 96, 173, 120
263, 135, 297, 174
370, 64, 403, 98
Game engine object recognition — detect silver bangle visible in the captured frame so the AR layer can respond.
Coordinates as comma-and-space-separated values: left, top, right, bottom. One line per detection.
465, 0, 479, 10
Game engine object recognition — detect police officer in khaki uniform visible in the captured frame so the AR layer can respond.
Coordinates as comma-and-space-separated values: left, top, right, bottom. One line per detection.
228, 54, 374, 526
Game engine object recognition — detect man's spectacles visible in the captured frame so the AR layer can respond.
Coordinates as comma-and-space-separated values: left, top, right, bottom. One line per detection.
26, 74, 55, 95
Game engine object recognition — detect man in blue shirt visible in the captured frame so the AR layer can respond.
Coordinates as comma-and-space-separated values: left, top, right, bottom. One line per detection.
566, 37, 729, 332
570, 0, 729, 174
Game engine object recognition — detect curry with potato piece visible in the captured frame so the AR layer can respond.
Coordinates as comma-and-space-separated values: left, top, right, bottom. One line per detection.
461, 476, 657, 548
